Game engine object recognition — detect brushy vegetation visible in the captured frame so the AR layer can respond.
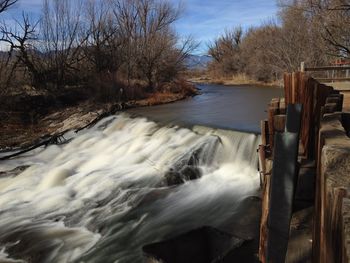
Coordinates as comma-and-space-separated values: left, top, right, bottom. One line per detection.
206, 0, 350, 83
0, 0, 197, 102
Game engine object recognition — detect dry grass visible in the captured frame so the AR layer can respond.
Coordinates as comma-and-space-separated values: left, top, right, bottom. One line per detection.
135, 92, 186, 106
188, 73, 282, 87
133, 81, 198, 106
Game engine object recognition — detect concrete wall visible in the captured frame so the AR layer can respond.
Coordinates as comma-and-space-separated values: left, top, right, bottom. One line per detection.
318, 112, 350, 262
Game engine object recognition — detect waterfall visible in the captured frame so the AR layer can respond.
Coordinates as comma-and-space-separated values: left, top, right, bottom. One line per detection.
0, 114, 260, 263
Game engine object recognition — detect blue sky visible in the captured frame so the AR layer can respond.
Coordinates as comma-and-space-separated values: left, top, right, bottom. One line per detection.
1, 0, 278, 54
174, 0, 278, 53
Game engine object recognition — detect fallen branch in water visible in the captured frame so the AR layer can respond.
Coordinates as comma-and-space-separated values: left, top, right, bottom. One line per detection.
74, 111, 111, 133
0, 132, 68, 161
0, 103, 128, 161
74, 102, 126, 133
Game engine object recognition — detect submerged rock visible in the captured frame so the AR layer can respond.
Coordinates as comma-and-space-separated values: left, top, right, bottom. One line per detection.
164, 166, 202, 186
180, 165, 202, 181
165, 169, 184, 186
187, 148, 201, 166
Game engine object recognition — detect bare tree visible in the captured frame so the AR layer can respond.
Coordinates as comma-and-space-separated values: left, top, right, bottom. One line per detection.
0, 0, 195, 95
134, 0, 181, 89
0, 0, 18, 93
111, 0, 191, 91
279, 0, 350, 57
240, 24, 282, 81
0, 0, 17, 15
83, 0, 122, 74
308, 0, 350, 57
40, 0, 87, 87
0, 0, 89, 90
111, 0, 139, 86
207, 2, 330, 82
0, 14, 43, 87
208, 26, 243, 76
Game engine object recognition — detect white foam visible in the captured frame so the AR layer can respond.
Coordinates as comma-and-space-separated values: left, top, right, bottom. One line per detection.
0, 114, 260, 262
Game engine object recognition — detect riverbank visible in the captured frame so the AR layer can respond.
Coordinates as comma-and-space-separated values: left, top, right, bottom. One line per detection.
187, 75, 283, 88
0, 83, 198, 150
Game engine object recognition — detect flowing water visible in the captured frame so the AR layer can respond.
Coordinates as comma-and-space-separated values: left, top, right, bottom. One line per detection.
0, 84, 282, 262
0, 114, 260, 263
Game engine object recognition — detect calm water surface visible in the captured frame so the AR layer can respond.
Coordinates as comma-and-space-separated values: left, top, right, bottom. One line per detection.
127, 84, 284, 133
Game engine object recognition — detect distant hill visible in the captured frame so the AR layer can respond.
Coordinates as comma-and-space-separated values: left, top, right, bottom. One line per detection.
185, 54, 212, 70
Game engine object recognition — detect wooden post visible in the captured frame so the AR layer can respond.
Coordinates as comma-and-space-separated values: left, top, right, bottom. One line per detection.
295, 72, 302, 103
291, 72, 297, 103
267, 98, 280, 150
268, 106, 279, 149
298, 75, 314, 158
259, 173, 271, 263
279, 98, 286, 114
284, 73, 292, 104
340, 94, 344, 112
273, 114, 286, 132
271, 98, 280, 108
258, 144, 267, 186
261, 120, 269, 146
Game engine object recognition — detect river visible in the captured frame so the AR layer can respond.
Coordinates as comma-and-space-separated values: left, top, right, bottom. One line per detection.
128, 84, 283, 133
0, 84, 282, 262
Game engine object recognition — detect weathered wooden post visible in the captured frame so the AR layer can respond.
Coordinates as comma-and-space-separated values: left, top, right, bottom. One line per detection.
268, 99, 280, 149
284, 73, 292, 104
259, 120, 269, 186
279, 98, 286, 114
261, 120, 269, 146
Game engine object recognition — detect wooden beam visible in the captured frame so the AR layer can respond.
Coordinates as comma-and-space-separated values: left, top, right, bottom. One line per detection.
305, 66, 350, 71
268, 106, 279, 148
259, 173, 271, 263
279, 98, 286, 114
261, 120, 269, 146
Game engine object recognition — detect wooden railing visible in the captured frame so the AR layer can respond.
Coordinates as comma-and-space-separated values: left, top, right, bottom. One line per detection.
301, 62, 350, 83
304, 66, 350, 71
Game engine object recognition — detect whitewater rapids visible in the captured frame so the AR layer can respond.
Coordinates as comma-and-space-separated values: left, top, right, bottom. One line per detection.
0, 114, 260, 262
